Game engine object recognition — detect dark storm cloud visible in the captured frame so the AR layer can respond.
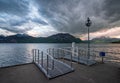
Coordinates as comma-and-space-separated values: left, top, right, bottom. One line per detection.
34, 0, 120, 34
0, 26, 32, 33
0, 0, 29, 16
10, 20, 27, 26
34, 0, 107, 34
31, 18, 48, 25
0, 0, 120, 36
0, 0, 49, 34
104, 0, 120, 23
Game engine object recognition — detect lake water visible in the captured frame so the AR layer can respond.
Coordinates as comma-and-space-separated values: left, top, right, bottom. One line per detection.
0, 43, 120, 67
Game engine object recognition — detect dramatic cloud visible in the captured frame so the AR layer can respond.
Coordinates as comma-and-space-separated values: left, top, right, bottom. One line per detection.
81, 27, 120, 40
0, 0, 29, 16
0, 0, 120, 39
35, 0, 108, 33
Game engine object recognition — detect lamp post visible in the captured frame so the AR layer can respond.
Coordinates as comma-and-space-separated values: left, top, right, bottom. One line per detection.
85, 17, 92, 60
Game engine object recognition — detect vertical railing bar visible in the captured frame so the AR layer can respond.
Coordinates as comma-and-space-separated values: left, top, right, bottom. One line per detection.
63, 50, 65, 63
57, 49, 59, 59
48, 48, 50, 54
41, 51, 43, 67
38, 50, 39, 64
32, 49, 34, 62
71, 51, 72, 68
52, 59, 54, 70
77, 47, 79, 63
47, 55, 49, 74
47, 49, 49, 53
52, 48, 54, 58
35, 49, 36, 62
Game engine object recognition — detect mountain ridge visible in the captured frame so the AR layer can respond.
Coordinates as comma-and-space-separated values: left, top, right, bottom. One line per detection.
0, 33, 82, 43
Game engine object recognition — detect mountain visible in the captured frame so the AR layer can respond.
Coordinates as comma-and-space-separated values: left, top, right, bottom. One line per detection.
0, 35, 5, 41
91, 37, 120, 43
46, 33, 82, 43
4, 34, 33, 43
112, 40, 120, 43
0, 33, 82, 43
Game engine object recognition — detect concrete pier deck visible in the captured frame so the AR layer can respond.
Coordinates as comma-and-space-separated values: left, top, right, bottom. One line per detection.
63, 55, 96, 66
35, 59, 74, 79
0, 62, 120, 83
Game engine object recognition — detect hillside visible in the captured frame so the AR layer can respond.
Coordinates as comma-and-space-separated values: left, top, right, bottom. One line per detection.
0, 33, 82, 43
91, 37, 120, 43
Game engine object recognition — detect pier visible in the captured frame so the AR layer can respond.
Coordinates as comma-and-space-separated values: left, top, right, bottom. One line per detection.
0, 43, 120, 83
32, 49, 74, 79
0, 62, 119, 83
31, 43, 98, 79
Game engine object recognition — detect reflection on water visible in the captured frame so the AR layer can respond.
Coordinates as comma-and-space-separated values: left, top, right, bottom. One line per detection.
0, 43, 120, 67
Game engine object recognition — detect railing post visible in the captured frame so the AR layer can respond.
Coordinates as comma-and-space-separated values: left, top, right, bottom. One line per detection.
72, 42, 75, 57
47, 49, 49, 53
41, 51, 43, 67
76, 47, 79, 63
52, 48, 54, 58
57, 49, 59, 59
47, 55, 49, 74
70, 52, 72, 68
49, 48, 51, 55
48, 48, 50, 55
63, 50, 65, 62
38, 50, 39, 64
62, 50, 64, 59
35, 49, 36, 62
52, 59, 54, 70
87, 50, 89, 65
32, 49, 34, 62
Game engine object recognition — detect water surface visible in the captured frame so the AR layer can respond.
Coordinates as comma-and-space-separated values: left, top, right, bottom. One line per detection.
0, 43, 120, 67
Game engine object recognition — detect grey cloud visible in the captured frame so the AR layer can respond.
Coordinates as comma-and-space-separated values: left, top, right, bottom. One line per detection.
0, 0, 120, 36
34, 0, 120, 35
0, 0, 49, 34
0, 26, 32, 34
0, 0, 29, 16
10, 20, 27, 26
35, 0, 108, 34
31, 18, 48, 25
104, 0, 120, 23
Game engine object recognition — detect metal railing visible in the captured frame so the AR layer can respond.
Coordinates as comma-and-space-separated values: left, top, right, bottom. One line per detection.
32, 49, 54, 74
46, 47, 96, 66
47, 48, 74, 67
46, 47, 120, 65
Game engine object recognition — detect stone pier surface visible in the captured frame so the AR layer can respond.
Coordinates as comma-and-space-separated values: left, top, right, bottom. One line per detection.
0, 62, 120, 83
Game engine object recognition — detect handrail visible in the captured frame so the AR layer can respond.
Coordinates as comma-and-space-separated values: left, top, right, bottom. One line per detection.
32, 49, 55, 74
47, 47, 120, 64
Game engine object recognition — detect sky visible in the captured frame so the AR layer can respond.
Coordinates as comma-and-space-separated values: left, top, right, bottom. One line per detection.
0, 0, 120, 40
